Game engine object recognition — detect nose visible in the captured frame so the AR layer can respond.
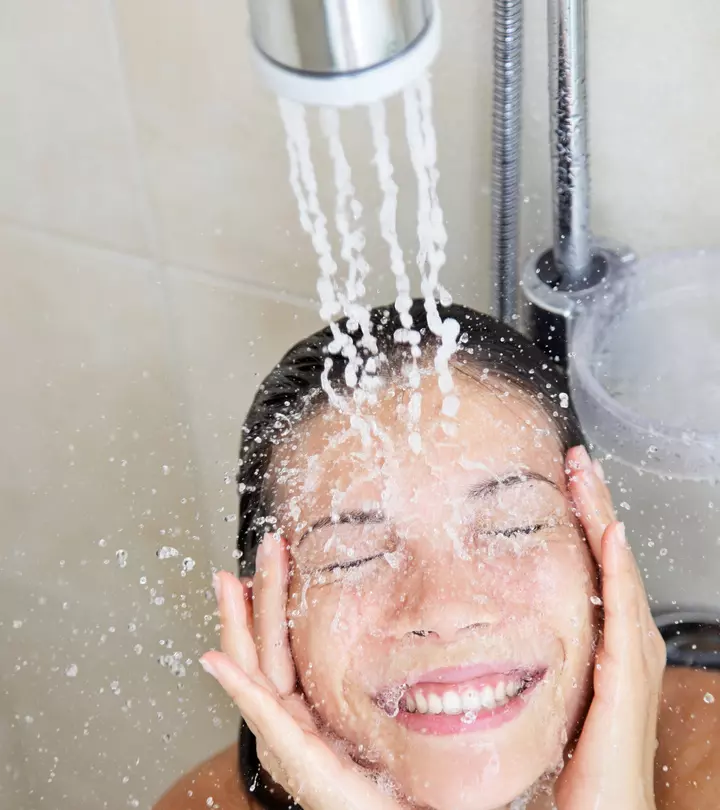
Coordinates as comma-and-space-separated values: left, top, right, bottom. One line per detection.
402, 606, 498, 643
405, 620, 493, 642
393, 556, 502, 643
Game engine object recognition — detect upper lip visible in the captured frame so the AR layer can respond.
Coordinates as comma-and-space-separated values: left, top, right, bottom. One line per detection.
408, 662, 543, 686
375, 660, 548, 698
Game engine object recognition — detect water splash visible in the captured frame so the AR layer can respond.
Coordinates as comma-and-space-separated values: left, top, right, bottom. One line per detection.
278, 75, 458, 446
403, 77, 460, 433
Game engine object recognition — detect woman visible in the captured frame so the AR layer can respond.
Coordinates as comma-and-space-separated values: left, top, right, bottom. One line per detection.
156, 301, 720, 810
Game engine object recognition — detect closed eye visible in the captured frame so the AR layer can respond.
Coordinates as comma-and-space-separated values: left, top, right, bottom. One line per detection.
486, 522, 549, 539
319, 553, 385, 574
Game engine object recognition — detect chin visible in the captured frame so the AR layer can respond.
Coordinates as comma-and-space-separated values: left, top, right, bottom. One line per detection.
388, 743, 558, 810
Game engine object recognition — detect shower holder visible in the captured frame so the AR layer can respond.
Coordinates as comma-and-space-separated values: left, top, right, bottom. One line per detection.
522, 238, 636, 319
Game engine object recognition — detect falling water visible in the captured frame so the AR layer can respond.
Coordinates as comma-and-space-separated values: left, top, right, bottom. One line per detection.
278, 74, 460, 447
318, 107, 374, 348
404, 78, 461, 432
367, 101, 417, 343
368, 99, 423, 451
277, 99, 356, 408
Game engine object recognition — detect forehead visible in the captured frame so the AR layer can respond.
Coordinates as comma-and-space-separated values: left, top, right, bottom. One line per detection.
271, 370, 566, 521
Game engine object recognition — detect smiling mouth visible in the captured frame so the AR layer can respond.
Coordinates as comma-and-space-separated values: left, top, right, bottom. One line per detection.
375, 664, 548, 720
401, 671, 541, 715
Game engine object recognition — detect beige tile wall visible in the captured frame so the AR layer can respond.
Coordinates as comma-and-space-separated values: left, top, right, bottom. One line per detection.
1, 1, 719, 808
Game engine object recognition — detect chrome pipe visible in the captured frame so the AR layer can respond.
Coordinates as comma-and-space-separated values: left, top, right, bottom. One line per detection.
491, 0, 524, 325
548, 0, 593, 282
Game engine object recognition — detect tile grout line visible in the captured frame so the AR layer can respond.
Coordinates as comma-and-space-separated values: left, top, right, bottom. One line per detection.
0, 215, 320, 310
101, 0, 219, 559
102, 0, 164, 263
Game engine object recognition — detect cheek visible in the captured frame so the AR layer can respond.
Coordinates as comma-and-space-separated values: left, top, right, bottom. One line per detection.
531, 542, 599, 673
288, 575, 381, 694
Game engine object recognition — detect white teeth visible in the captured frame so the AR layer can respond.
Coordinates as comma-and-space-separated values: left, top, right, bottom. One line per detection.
400, 678, 530, 715
480, 686, 496, 709
427, 693, 443, 714
462, 689, 482, 712
442, 691, 463, 714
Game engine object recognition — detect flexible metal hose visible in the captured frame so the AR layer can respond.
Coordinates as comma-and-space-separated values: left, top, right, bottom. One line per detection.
491, 0, 524, 325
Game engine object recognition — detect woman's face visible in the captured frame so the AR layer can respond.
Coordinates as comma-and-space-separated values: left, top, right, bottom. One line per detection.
274, 370, 599, 810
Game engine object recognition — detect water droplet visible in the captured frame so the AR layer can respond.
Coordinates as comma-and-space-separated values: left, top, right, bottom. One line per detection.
409, 432, 422, 454
590, 595, 603, 606
162, 465, 170, 475
65, 664, 78, 678
156, 546, 179, 560
559, 393, 569, 409
704, 692, 715, 704
116, 549, 128, 568
182, 557, 195, 574
620, 501, 630, 511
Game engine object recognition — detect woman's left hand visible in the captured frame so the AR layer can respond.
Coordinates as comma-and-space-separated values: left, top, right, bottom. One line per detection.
556, 446, 667, 810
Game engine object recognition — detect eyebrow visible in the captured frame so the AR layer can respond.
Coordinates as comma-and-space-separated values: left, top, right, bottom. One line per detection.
466, 471, 560, 501
296, 472, 559, 547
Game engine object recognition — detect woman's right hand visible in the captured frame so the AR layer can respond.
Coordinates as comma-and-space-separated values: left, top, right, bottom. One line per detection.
200, 534, 407, 810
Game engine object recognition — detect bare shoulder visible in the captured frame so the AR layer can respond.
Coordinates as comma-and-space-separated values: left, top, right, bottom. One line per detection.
153, 744, 255, 810
656, 667, 720, 809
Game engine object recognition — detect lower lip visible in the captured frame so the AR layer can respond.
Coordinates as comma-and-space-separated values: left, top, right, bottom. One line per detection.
393, 679, 543, 736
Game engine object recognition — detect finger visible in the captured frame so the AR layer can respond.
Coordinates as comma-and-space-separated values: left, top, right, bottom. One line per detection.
600, 522, 643, 664
201, 651, 306, 760
567, 446, 615, 561
254, 533, 296, 696
592, 459, 605, 482
215, 571, 261, 677
201, 653, 399, 810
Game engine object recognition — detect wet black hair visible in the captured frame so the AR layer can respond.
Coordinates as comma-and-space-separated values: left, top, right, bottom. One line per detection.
235, 298, 585, 577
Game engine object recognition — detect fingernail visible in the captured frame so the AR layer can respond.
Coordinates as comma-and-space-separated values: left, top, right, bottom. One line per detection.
616, 522, 628, 547
200, 656, 219, 679
593, 459, 606, 482
212, 572, 223, 605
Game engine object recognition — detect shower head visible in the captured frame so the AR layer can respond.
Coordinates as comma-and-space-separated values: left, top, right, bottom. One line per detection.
248, 0, 441, 107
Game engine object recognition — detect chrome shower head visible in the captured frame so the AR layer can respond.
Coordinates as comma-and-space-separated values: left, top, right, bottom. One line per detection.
248, 0, 441, 107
